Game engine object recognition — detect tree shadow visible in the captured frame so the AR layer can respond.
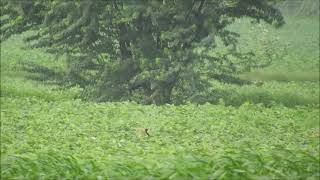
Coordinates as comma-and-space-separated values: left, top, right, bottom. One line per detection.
20, 62, 67, 86
191, 88, 318, 108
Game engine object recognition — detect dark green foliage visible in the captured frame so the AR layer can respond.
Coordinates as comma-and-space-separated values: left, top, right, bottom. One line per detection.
1, 0, 285, 104
0, 0, 47, 40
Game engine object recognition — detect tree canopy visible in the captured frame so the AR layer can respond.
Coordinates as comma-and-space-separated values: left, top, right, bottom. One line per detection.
1, 0, 284, 104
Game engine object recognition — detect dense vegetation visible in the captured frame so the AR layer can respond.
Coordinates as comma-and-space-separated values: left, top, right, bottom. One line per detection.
1, 97, 319, 179
1, 0, 319, 179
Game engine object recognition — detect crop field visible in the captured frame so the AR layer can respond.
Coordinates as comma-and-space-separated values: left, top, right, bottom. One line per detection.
1, 14, 320, 180
1, 96, 319, 179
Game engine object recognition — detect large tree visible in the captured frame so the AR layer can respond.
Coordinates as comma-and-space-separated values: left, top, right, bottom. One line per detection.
1, 0, 284, 104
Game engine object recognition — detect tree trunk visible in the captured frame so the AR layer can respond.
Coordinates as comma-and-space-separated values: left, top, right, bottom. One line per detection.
153, 84, 174, 105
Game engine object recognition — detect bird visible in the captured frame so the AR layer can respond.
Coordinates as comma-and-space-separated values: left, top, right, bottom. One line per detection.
254, 81, 264, 87
135, 128, 150, 137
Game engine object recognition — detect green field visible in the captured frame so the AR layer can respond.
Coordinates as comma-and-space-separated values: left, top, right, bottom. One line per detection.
1, 15, 319, 179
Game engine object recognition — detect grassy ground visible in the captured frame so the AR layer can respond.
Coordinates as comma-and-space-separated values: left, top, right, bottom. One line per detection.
232, 15, 319, 81
1, 16, 319, 179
